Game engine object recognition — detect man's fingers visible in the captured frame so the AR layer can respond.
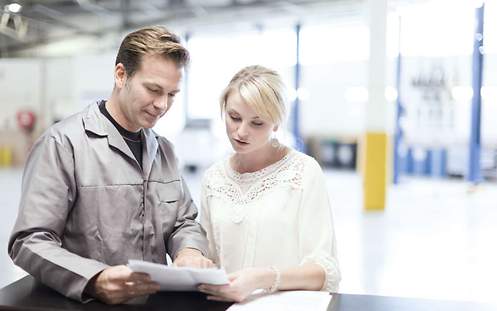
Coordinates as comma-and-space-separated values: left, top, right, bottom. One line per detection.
203, 259, 215, 268
99, 290, 130, 305
132, 283, 160, 296
128, 272, 152, 283
176, 257, 215, 269
92, 266, 161, 305
125, 280, 160, 296
195, 257, 214, 268
102, 284, 158, 304
105, 265, 133, 281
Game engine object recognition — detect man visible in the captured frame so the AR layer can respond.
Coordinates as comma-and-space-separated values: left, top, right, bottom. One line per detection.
8, 26, 213, 304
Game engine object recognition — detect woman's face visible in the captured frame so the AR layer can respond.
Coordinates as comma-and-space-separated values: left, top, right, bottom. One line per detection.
224, 92, 276, 155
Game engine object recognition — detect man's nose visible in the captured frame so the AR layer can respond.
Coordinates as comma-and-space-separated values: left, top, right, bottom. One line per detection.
153, 95, 168, 111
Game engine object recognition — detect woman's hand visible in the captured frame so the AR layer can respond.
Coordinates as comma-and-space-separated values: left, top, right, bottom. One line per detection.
198, 267, 273, 302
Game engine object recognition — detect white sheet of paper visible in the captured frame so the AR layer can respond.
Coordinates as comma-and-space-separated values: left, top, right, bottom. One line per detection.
128, 259, 229, 291
227, 291, 332, 311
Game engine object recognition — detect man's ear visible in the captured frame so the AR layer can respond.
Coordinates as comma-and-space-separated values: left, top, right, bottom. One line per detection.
114, 63, 127, 89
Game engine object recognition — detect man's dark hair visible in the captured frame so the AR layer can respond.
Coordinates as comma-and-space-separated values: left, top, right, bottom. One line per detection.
115, 25, 189, 77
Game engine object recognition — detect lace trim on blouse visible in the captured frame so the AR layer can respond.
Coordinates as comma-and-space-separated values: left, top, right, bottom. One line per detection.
205, 151, 304, 202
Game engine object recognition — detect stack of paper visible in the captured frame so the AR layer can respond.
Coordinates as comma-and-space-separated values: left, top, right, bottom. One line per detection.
128, 259, 229, 291
227, 291, 332, 311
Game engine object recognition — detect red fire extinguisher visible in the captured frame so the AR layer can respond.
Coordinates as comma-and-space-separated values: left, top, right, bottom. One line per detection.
16, 110, 37, 134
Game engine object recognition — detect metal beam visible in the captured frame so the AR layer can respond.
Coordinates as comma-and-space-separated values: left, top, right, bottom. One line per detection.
467, 3, 485, 184
3, 0, 349, 54
31, 4, 95, 33
120, 0, 131, 30
291, 23, 304, 152
393, 15, 403, 184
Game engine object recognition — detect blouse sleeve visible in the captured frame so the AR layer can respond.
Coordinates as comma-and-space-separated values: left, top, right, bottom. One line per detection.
298, 158, 341, 292
199, 176, 221, 266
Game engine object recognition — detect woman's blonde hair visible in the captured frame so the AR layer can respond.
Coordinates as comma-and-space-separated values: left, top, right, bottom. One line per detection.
220, 65, 287, 126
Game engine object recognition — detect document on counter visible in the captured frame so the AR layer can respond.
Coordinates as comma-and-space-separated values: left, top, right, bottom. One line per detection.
128, 259, 229, 291
227, 291, 332, 311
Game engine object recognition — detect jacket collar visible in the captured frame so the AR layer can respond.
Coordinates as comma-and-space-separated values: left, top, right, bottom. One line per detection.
82, 102, 160, 178
142, 127, 159, 179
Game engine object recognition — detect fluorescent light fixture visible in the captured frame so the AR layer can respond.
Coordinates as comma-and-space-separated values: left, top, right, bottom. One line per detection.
385, 86, 398, 102
344, 86, 397, 103
451, 86, 473, 102
413, 148, 426, 161
474, 0, 485, 9
344, 87, 368, 103
296, 88, 309, 101
5, 3, 22, 13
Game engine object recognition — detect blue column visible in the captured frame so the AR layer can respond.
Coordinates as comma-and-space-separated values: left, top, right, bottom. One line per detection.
292, 23, 304, 152
424, 149, 433, 176
440, 148, 447, 177
468, 4, 485, 183
429, 148, 447, 178
406, 147, 414, 175
393, 16, 403, 184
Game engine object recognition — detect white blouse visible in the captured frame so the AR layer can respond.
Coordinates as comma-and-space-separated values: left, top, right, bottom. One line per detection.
200, 150, 340, 292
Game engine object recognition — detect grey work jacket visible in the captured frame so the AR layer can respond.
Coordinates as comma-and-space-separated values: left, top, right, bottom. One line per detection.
8, 102, 208, 302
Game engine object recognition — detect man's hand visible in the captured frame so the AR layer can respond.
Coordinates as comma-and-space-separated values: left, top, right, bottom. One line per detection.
173, 248, 215, 268
85, 265, 160, 304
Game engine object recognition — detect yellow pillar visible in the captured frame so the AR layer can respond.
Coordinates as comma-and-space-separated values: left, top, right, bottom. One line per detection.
363, 133, 389, 210
363, 0, 389, 211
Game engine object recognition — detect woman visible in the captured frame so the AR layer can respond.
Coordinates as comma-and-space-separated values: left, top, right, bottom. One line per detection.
198, 65, 340, 302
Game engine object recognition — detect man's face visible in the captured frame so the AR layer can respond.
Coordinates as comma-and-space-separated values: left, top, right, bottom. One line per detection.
115, 54, 182, 132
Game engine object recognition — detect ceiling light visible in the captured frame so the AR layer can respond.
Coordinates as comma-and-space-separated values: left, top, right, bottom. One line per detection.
5, 3, 22, 13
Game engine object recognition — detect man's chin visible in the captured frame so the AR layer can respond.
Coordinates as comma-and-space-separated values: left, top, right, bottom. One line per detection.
141, 120, 158, 129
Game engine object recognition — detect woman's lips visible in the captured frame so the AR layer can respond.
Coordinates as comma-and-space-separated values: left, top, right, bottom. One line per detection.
233, 138, 249, 145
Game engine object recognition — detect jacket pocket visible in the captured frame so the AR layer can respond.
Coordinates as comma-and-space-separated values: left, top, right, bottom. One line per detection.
151, 180, 182, 238
156, 180, 181, 203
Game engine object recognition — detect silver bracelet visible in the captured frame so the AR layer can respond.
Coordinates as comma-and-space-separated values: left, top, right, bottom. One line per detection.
265, 266, 281, 294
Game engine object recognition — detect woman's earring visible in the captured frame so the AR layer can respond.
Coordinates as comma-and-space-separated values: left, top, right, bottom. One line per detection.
271, 137, 280, 148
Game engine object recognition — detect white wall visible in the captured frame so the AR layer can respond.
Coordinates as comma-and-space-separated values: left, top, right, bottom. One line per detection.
1, 52, 496, 150
0, 59, 42, 131
302, 62, 367, 137
44, 57, 75, 125
73, 53, 115, 109
0, 53, 115, 131
301, 60, 397, 139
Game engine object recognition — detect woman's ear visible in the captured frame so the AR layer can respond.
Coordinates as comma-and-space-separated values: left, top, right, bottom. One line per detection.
273, 125, 279, 132
114, 63, 127, 89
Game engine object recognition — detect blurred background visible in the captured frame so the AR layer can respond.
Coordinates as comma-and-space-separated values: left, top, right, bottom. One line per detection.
1, 0, 496, 305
